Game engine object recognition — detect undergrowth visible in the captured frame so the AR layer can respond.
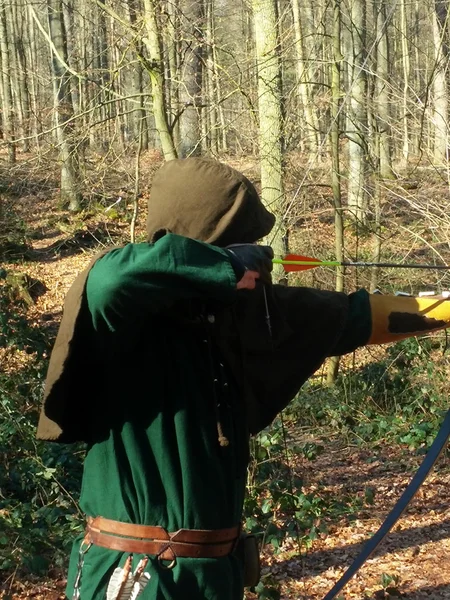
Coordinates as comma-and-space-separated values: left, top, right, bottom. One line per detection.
0, 281, 85, 576
289, 336, 449, 449
243, 334, 450, 596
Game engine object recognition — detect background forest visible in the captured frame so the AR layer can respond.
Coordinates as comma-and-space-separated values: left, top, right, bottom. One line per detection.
2, 0, 450, 598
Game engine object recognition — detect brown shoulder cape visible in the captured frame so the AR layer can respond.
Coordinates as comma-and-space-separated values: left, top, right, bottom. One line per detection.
36, 250, 110, 442
36, 253, 348, 441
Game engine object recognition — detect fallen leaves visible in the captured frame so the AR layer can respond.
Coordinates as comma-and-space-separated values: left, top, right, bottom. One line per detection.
252, 442, 450, 599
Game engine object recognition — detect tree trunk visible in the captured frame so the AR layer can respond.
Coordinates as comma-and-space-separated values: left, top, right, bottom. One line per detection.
252, 0, 286, 278
93, 5, 109, 151
327, 0, 344, 386
399, 0, 410, 166
211, 32, 228, 153
47, 0, 81, 211
8, 0, 27, 154
142, 0, 177, 160
291, 0, 320, 155
370, 178, 382, 293
0, 0, 16, 163
163, 0, 180, 150
13, 0, 31, 152
205, 0, 217, 154
126, 0, 148, 150
431, 0, 448, 164
25, 3, 41, 147
374, 0, 395, 179
345, 0, 369, 225
178, 0, 204, 157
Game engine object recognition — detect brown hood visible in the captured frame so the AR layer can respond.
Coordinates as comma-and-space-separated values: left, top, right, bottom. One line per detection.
147, 158, 275, 246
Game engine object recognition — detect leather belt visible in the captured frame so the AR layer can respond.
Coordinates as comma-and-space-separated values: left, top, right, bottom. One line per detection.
85, 516, 240, 561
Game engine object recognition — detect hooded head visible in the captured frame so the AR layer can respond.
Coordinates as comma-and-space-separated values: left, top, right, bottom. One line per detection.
146, 158, 275, 246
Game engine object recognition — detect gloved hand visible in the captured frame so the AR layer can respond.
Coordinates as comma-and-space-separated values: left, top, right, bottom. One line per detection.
225, 244, 274, 286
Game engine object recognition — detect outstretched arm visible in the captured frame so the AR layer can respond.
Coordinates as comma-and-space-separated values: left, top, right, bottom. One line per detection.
330, 290, 450, 355
86, 234, 273, 334
368, 293, 450, 344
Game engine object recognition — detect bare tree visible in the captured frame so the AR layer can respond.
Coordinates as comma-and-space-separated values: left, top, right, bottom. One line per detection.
178, 0, 204, 157
431, 0, 449, 164
142, 0, 177, 160
374, 0, 395, 179
0, 0, 16, 163
343, 0, 369, 225
327, 0, 344, 385
46, 0, 81, 210
291, 0, 320, 154
252, 0, 286, 274
398, 0, 411, 166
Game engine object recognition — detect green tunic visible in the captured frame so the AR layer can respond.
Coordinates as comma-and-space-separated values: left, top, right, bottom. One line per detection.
66, 234, 249, 600
63, 233, 370, 600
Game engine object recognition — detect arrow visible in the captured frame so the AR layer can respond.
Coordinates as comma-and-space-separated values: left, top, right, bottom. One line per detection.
273, 254, 450, 272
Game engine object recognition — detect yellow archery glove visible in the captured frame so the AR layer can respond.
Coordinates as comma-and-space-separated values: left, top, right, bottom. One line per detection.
369, 293, 450, 345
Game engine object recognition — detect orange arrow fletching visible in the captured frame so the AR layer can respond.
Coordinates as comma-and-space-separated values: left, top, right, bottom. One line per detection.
282, 254, 323, 272
273, 254, 338, 272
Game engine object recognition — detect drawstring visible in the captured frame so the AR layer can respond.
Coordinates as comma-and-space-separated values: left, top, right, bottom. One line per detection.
216, 420, 230, 447
216, 361, 231, 447
263, 286, 272, 337
204, 313, 230, 448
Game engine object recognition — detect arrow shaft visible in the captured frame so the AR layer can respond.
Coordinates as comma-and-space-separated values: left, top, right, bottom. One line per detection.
343, 261, 450, 269
273, 258, 450, 270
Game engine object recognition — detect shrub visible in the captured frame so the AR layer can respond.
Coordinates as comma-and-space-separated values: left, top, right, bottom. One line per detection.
0, 283, 85, 575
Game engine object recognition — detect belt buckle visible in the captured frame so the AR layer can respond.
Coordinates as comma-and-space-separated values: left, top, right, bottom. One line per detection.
157, 543, 177, 570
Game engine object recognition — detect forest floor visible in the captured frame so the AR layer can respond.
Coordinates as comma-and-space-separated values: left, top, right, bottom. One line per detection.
3, 435, 450, 599
259, 445, 450, 599
2, 153, 450, 599
2, 449, 450, 600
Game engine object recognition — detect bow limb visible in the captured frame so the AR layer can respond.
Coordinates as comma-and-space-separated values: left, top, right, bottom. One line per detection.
322, 409, 450, 600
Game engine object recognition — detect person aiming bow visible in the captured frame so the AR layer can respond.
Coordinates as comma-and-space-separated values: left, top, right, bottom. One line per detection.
37, 157, 450, 600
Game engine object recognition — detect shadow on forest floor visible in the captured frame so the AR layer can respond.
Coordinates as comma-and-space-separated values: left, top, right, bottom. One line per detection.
281, 517, 450, 578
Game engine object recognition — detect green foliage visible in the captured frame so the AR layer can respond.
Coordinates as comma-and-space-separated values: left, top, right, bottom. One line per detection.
293, 441, 324, 461
0, 199, 31, 260
0, 290, 85, 575
245, 422, 364, 556
0, 284, 48, 356
380, 573, 402, 597
287, 337, 448, 450
253, 580, 281, 599
380, 573, 400, 589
